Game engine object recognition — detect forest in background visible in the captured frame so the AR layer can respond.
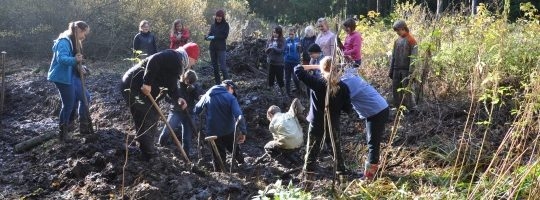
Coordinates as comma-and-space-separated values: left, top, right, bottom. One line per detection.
0, 0, 538, 59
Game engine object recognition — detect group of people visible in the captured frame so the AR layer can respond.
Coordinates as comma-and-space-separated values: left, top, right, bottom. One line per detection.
132, 10, 230, 85
47, 9, 418, 181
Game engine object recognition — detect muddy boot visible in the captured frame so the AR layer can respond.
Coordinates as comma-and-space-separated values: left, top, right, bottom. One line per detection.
360, 162, 379, 181
79, 120, 94, 135
58, 123, 68, 141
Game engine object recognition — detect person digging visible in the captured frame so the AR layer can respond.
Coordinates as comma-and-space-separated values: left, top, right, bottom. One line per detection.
256, 98, 305, 166
120, 42, 200, 161
194, 80, 247, 172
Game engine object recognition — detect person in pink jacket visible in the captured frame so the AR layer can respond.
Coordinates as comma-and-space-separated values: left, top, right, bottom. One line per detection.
340, 18, 363, 66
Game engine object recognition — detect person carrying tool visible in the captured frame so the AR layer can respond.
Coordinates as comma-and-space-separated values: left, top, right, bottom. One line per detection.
294, 56, 352, 175
47, 21, 92, 141
263, 98, 305, 165
194, 80, 247, 171
158, 69, 204, 157
120, 42, 200, 161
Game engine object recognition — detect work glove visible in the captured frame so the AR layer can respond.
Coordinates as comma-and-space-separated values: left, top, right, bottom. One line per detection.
83, 65, 91, 76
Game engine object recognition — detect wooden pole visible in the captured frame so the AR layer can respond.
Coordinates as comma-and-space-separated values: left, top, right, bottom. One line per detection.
73, 25, 94, 134
145, 93, 191, 163
1, 51, 6, 115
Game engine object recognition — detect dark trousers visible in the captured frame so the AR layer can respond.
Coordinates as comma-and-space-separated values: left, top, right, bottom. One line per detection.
392, 69, 415, 109
210, 50, 229, 84
121, 86, 159, 158
211, 133, 244, 170
365, 107, 389, 164
268, 63, 284, 88
304, 122, 345, 172
284, 62, 301, 94
264, 141, 301, 164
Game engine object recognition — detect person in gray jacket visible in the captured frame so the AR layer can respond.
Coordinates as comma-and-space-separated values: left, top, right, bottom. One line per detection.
265, 26, 286, 94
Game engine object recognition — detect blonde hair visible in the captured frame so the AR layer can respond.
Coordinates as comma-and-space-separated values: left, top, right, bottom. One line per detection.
139, 20, 149, 31
320, 56, 341, 97
304, 25, 316, 37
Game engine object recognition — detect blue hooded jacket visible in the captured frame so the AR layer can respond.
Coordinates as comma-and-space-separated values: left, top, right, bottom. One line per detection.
284, 37, 300, 63
48, 37, 77, 84
194, 85, 247, 136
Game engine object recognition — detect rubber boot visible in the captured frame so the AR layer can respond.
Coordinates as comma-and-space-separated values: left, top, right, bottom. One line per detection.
80, 120, 94, 135
59, 123, 68, 141
360, 162, 379, 181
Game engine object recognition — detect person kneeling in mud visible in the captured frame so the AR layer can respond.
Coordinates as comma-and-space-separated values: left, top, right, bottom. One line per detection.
263, 98, 305, 165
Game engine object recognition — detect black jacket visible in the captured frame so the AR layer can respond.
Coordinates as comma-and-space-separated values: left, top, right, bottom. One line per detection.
121, 49, 184, 101
294, 65, 352, 127
168, 82, 204, 112
208, 20, 229, 51
133, 31, 157, 56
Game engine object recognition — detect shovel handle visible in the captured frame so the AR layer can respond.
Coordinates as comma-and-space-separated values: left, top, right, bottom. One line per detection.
145, 93, 191, 164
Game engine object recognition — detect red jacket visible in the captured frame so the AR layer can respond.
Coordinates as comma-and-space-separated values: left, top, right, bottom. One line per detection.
169, 28, 190, 49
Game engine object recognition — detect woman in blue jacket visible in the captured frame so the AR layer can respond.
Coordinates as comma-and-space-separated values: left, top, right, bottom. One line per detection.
47, 21, 91, 140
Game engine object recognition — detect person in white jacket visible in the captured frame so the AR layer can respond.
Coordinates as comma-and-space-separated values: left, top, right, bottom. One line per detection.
264, 98, 305, 164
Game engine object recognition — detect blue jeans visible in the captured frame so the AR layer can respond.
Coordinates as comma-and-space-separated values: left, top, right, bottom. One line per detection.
158, 110, 196, 154
284, 62, 300, 94
210, 50, 229, 84
54, 76, 91, 125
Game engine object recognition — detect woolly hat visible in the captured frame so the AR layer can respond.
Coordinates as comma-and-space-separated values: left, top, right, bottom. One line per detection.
216, 10, 225, 18
182, 42, 200, 60
307, 43, 322, 53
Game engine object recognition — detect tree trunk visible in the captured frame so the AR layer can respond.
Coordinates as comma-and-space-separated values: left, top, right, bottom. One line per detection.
14, 132, 57, 153
436, 0, 443, 19
471, 0, 478, 16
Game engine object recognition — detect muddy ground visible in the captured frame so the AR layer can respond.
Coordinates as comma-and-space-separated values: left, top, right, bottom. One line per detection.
0, 55, 473, 199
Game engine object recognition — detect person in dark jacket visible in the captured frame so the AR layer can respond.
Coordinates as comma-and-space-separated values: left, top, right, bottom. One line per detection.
284, 28, 301, 96
206, 9, 230, 84
390, 20, 418, 110
194, 80, 247, 171
120, 43, 200, 161
158, 70, 204, 156
295, 56, 352, 174
265, 26, 286, 94
47, 21, 92, 141
300, 25, 316, 65
133, 20, 157, 58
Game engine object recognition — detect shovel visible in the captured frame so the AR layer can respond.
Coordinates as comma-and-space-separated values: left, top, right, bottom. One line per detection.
230, 117, 242, 173
145, 93, 191, 163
